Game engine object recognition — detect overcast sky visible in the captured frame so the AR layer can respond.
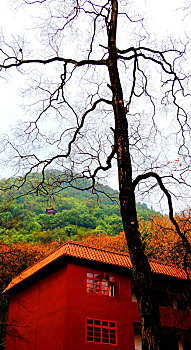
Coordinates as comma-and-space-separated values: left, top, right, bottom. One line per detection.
0, 0, 190, 214
0, 0, 189, 132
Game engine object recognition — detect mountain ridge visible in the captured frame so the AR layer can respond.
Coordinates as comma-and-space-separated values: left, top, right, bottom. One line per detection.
0, 171, 159, 244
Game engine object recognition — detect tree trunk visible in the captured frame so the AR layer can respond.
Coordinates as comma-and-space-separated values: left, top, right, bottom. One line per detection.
107, 1, 161, 349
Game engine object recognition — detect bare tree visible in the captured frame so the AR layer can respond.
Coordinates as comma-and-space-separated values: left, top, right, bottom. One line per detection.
0, 1, 191, 349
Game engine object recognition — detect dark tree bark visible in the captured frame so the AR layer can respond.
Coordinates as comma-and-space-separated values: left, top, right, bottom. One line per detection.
107, 2, 161, 349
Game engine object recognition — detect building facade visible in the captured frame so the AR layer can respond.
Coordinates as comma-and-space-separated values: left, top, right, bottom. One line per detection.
3, 241, 191, 350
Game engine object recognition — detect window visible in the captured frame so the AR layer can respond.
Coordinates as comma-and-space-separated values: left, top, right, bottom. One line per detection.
87, 272, 118, 297
86, 319, 117, 345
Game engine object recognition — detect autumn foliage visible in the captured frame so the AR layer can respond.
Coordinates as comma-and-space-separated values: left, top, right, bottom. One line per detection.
0, 243, 56, 290
143, 212, 191, 265
81, 212, 191, 267
0, 211, 191, 348
80, 231, 129, 253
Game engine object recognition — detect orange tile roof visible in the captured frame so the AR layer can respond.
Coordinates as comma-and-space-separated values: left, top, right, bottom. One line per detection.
3, 241, 189, 293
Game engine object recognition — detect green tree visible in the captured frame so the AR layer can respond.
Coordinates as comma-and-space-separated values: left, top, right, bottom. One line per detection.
0, 212, 13, 228
64, 225, 78, 237
27, 221, 42, 233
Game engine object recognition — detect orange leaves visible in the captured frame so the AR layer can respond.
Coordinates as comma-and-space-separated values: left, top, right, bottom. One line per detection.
143, 213, 191, 265
0, 243, 54, 291
1, 210, 190, 290
80, 232, 128, 253
167, 158, 183, 177
80, 211, 191, 267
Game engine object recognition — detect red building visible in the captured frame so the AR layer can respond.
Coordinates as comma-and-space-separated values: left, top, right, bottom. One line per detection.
3, 241, 191, 350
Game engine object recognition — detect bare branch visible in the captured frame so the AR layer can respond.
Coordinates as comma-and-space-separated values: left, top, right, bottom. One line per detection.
133, 171, 191, 278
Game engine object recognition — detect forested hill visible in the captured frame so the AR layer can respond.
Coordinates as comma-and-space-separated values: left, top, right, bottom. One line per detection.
0, 174, 158, 244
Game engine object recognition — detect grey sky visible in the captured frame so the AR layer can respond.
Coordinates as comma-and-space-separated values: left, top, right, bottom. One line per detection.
0, 0, 189, 132
0, 0, 190, 214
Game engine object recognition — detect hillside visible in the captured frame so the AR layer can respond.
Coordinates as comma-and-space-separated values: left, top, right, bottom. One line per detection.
0, 172, 158, 244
